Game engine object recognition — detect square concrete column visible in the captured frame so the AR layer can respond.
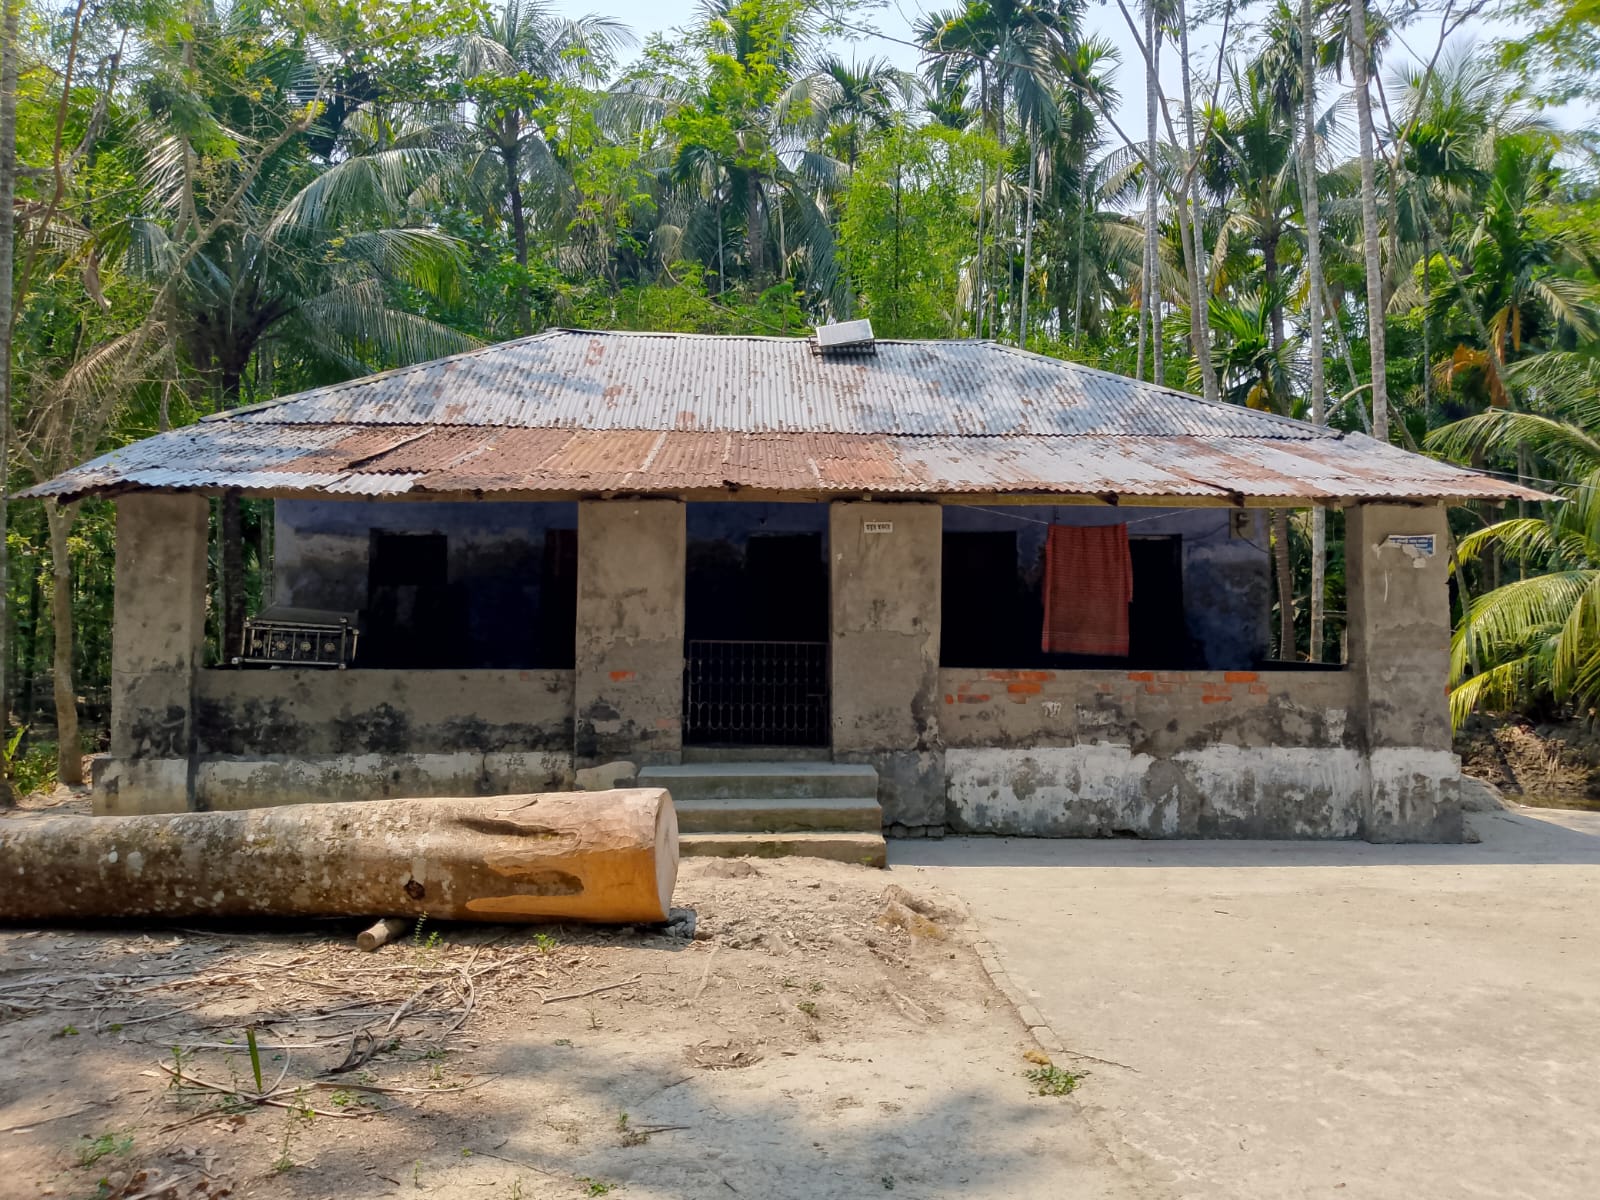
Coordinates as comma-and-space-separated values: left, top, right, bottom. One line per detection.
574, 499, 686, 768
101, 493, 210, 815
1346, 502, 1462, 841
829, 501, 944, 828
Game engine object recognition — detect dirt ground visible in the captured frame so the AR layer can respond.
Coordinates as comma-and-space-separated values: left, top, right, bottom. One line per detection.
900, 809, 1600, 1200
0, 793, 1145, 1200
1457, 716, 1600, 807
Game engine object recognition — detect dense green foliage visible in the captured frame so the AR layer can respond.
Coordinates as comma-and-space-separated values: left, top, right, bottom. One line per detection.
1, 0, 1597, 794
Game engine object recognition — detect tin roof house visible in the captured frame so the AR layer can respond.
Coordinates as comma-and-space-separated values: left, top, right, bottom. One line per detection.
32, 326, 1538, 854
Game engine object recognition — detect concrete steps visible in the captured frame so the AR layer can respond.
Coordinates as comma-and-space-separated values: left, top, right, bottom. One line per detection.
637, 761, 886, 867
673, 795, 883, 834
638, 762, 879, 802
681, 746, 831, 764
676, 831, 887, 868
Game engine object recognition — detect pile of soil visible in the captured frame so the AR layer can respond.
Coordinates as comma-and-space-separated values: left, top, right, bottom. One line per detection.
1456, 716, 1600, 809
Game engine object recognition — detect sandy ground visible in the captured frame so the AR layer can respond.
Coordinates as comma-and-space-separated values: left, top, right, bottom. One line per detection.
897, 807, 1600, 1200
0, 810, 1147, 1200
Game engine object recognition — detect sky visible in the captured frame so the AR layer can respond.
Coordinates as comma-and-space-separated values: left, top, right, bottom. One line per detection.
548, 0, 1566, 139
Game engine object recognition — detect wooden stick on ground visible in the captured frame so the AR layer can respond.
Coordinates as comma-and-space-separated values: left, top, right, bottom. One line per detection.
357, 918, 411, 952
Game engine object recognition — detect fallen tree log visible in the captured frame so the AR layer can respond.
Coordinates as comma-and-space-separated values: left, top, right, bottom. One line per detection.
0, 789, 678, 925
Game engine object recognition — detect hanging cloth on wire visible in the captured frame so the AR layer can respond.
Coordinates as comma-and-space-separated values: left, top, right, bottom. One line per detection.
1042, 523, 1135, 656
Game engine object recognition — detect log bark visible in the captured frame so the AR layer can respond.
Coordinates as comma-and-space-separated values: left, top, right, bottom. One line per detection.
0, 789, 679, 925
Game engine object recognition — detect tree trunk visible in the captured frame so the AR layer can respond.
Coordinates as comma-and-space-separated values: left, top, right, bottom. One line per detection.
990, 155, 1004, 340
973, 67, 988, 337
1072, 191, 1088, 344
20, 552, 40, 725
45, 503, 83, 785
1272, 508, 1295, 660
1263, 231, 1284, 351
504, 143, 532, 336
0, 790, 680, 925
1146, 9, 1163, 386
1019, 134, 1036, 348
1322, 277, 1371, 433
1349, 0, 1389, 442
1301, 0, 1328, 661
1176, 0, 1217, 402
745, 171, 764, 283
221, 489, 245, 663
0, 0, 19, 805
1420, 222, 1432, 420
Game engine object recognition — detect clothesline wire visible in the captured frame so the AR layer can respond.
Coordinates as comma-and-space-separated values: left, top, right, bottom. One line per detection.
948, 504, 1222, 529
947, 503, 1270, 553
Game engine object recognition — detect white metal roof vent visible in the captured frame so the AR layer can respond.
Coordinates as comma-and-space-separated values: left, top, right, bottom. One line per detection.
812, 318, 876, 357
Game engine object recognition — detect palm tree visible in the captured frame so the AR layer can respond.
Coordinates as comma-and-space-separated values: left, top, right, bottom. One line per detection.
454, 0, 636, 333
1201, 70, 1302, 351
1048, 39, 1126, 343
1430, 353, 1600, 724
918, 0, 1077, 338
134, 147, 477, 658
1174, 0, 1220, 402
1207, 286, 1303, 657
789, 56, 914, 171
1347, 0, 1389, 440
785, 56, 915, 317
1243, 0, 1338, 655
0, 0, 19, 796
1049, 145, 1143, 343
645, 0, 847, 306
1139, 0, 1161, 381
1300, 0, 1330, 661
1432, 135, 1598, 407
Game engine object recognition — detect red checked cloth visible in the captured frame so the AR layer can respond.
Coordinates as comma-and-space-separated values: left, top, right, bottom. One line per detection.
1042, 524, 1134, 656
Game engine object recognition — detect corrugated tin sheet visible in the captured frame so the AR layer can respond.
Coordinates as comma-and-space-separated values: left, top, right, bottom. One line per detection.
24, 420, 1543, 503
21, 330, 1545, 503
217, 330, 1334, 438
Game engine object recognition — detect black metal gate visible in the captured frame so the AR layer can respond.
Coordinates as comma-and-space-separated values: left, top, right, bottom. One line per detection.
683, 639, 829, 747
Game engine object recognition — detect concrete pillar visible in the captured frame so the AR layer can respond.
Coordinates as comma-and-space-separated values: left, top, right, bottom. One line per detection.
1345, 502, 1462, 841
829, 501, 944, 828
100, 493, 210, 815
574, 499, 685, 768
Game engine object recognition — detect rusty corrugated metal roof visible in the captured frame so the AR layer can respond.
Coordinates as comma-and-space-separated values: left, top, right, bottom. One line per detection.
24, 330, 1545, 503
221, 330, 1332, 437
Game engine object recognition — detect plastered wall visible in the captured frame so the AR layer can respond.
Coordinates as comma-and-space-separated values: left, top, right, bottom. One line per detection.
830, 501, 945, 826
573, 499, 686, 767
939, 667, 1362, 837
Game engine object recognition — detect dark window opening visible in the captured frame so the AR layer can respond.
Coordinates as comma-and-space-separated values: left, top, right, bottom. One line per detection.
364, 533, 451, 668
538, 529, 578, 667
940, 529, 1202, 669
252, 500, 579, 672
1128, 537, 1186, 665
941, 531, 1025, 667
686, 532, 828, 642
359, 528, 580, 670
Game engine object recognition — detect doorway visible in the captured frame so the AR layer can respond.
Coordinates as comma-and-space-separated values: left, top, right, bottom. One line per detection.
683, 504, 830, 747
1128, 536, 1187, 665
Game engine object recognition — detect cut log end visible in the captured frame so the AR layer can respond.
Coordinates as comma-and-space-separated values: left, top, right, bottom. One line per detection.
357, 917, 411, 952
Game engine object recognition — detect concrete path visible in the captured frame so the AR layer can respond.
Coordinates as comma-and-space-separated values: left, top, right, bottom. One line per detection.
895, 808, 1600, 1200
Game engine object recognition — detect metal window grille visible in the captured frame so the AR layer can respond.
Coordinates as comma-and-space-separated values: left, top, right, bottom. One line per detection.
237, 617, 359, 668
684, 640, 829, 747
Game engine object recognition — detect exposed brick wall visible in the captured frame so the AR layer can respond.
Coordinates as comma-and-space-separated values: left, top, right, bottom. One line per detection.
938, 667, 1358, 754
